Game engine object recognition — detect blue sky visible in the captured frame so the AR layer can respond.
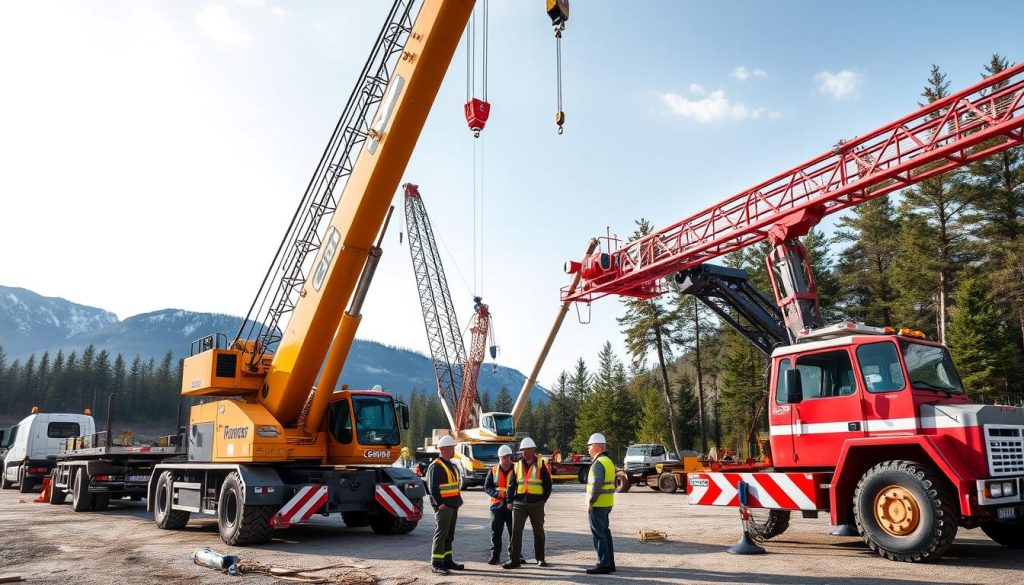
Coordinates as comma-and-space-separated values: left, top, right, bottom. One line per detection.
2, 1, 1022, 390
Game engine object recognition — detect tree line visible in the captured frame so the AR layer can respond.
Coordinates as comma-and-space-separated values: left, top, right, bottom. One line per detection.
0, 344, 183, 427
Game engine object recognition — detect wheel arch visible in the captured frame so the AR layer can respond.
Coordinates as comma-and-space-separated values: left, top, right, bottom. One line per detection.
830, 436, 973, 525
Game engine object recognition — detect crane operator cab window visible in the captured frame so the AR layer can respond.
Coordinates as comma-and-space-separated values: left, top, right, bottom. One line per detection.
855, 342, 906, 393
480, 413, 515, 438
352, 395, 401, 446
776, 349, 857, 403
328, 400, 353, 444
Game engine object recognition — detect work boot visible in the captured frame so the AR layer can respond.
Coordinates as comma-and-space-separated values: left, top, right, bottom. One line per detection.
609, 564, 617, 572
445, 559, 466, 571
537, 560, 551, 568
502, 561, 522, 570
431, 561, 450, 575
487, 554, 500, 565
585, 565, 611, 575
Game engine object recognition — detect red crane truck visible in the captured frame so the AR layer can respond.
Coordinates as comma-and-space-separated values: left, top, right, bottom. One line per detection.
563, 62, 1024, 561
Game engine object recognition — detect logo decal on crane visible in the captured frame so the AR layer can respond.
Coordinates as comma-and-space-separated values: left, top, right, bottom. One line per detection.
312, 227, 341, 292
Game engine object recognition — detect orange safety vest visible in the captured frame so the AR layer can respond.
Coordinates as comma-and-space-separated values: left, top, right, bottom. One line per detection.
434, 458, 461, 499
490, 464, 511, 505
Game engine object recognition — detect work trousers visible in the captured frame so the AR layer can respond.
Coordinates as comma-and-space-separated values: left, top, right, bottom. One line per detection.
431, 506, 458, 564
489, 506, 513, 559
589, 506, 615, 568
510, 500, 546, 562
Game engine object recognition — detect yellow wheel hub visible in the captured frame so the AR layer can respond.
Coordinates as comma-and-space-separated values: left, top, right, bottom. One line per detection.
874, 485, 921, 537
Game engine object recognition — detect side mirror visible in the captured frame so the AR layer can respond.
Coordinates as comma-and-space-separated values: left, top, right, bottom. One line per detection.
784, 369, 803, 404
396, 402, 410, 430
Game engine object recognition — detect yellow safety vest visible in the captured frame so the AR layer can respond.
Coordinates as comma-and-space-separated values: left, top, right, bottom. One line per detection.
434, 458, 461, 499
490, 465, 511, 505
514, 459, 546, 495
587, 454, 616, 508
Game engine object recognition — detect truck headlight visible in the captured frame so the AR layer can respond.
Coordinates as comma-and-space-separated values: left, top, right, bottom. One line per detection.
987, 480, 1018, 498
990, 482, 1003, 498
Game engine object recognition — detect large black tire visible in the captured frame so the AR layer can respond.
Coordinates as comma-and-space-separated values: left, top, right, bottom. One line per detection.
153, 471, 190, 530
614, 471, 631, 493
342, 512, 371, 528
577, 466, 589, 485
71, 469, 94, 512
748, 509, 791, 542
658, 473, 678, 494
218, 472, 274, 545
370, 498, 423, 535
853, 460, 958, 562
17, 467, 34, 494
48, 470, 67, 505
981, 520, 1024, 549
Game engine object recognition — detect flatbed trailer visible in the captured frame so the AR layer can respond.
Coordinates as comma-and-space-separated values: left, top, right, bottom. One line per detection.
49, 431, 185, 512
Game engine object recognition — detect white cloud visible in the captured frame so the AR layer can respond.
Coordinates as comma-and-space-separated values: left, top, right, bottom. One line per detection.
733, 66, 767, 81
197, 4, 253, 46
815, 70, 861, 100
659, 89, 778, 123
688, 83, 706, 95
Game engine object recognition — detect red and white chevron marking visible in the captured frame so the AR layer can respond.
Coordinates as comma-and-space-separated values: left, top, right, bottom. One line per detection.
375, 484, 422, 521
687, 472, 828, 510
270, 484, 329, 529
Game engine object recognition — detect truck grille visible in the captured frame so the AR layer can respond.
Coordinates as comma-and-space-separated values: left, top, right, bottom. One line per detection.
986, 425, 1024, 476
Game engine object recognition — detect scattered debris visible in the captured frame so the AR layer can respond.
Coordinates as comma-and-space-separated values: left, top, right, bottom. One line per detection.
190, 548, 240, 576
189, 549, 377, 584
638, 529, 668, 543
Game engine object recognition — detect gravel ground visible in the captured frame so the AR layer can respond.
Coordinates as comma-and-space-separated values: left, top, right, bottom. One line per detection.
0, 483, 1019, 584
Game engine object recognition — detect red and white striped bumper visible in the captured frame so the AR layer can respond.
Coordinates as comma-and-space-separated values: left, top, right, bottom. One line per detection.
270, 484, 329, 529
687, 472, 829, 510
375, 484, 422, 521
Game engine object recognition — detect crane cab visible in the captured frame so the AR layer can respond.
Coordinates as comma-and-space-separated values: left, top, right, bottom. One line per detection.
479, 412, 515, 440
325, 388, 408, 466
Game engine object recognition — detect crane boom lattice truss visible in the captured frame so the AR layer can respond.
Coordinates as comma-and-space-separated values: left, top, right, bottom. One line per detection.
455, 299, 491, 430
564, 63, 1024, 304
404, 184, 468, 431
236, 0, 418, 364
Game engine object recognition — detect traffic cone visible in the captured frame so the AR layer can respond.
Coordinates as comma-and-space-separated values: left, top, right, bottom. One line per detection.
727, 481, 766, 555
33, 477, 52, 503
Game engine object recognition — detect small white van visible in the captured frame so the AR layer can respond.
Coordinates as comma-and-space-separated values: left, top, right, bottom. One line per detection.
1, 411, 95, 493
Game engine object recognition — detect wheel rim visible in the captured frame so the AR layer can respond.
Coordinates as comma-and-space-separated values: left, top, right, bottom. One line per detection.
874, 484, 921, 537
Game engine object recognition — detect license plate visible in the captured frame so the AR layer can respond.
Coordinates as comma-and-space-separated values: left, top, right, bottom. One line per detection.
998, 507, 1017, 520
126, 475, 150, 483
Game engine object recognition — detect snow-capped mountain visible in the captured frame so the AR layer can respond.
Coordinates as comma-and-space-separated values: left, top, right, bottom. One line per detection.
0, 285, 546, 402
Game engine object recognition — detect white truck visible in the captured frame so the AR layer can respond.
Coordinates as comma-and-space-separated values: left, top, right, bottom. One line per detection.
1, 410, 95, 493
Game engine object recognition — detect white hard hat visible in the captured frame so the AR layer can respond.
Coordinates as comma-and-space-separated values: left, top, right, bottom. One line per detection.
519, 437, 537, 450
437, 436, 456, 448
497, 445, 513, 457
587, 432, 607, 445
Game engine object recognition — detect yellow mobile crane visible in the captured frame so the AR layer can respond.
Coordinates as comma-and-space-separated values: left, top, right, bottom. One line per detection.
147, 0, 478, 545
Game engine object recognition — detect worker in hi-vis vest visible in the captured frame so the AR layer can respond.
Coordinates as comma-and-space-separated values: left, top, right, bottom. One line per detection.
585, 432, 617, 575
482, 444, 522, 565
427, 435, 465, 575
503, 437, 552, 569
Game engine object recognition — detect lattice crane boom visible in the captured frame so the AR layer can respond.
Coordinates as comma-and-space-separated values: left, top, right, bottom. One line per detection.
455, 297, 491, 430
564, 63, 1024, 310
404, 183, 466, 432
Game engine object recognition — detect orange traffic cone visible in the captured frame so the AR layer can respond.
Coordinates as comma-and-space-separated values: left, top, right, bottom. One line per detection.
34, 477, 52, 503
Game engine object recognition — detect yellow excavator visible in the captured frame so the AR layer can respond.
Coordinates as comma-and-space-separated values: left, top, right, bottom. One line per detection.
148, 0, 483, 545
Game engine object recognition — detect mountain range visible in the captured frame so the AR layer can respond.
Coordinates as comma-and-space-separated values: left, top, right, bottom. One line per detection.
0, 285, 545, 402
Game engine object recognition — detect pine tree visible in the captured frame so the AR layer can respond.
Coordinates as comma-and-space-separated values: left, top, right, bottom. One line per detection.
618, 218, 683, 459
568, 358, 591, 407
673, 292, 714, 452
494, 386, 513, 412
835, 198, 902, 326
718, 329, 766, 456
947, 274, 1016, 401
547, 371, 575, 451
572, 342, 637, 458
804, 227, 842, 322
45, 350, 64, 410
891, 65, 973, 343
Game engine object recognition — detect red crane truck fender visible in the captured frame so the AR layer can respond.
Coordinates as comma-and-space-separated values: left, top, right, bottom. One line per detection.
829, 434, 977, 525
